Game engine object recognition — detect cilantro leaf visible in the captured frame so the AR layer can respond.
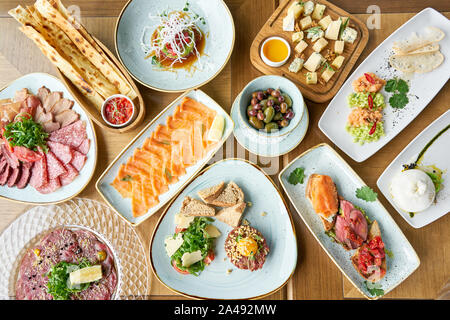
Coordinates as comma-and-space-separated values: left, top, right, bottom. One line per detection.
288, 167, 305, 185
396, 79, 409, 94
385, 79, 397, 92
364, 281, 385, 297
355, 186, 378, 202
389, 93, 409, 109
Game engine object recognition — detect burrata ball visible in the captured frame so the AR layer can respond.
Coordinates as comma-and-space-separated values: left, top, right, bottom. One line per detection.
390, 169, 436, 212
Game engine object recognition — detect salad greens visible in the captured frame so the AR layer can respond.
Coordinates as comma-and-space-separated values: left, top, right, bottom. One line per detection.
171, 217, 215, 276
45, 259, 92, 300
3, 116, 48, 152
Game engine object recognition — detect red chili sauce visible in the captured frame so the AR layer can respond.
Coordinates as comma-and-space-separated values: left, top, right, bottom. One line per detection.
103, 97, 133, 125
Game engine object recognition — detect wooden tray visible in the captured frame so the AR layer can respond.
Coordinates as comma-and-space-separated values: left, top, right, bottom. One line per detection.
250, 0, 369, 103
57, 37, 146, 133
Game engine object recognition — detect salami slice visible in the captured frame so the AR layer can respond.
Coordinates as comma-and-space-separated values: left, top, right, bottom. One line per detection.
7, 164, 21, 187
77, 139, 90, 155
59, 163, 78, 186
36, 177, 61, 194
46, 151, 67, 180
71, 150, 87, 172
47, 141, 73, 165
0, 165, 11, 185
16, 162, 32, 189
48, 120, 87, 148
29, 152, 48, 189
1, 144, 19, 169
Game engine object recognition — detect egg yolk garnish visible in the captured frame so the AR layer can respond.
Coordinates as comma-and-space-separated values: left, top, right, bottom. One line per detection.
237, 237, 258, 257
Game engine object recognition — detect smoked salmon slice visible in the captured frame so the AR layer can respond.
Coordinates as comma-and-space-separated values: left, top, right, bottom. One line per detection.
111, 97, 220, 217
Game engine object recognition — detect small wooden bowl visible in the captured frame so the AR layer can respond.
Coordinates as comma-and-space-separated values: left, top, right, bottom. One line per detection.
56, 37, 145, 133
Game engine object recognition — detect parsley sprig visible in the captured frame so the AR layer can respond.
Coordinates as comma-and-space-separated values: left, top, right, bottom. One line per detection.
288, 167, 305, 185
385, 78, 409, 109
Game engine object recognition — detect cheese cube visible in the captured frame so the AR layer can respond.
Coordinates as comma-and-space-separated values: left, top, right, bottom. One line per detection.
312, 4, 326, 20
341, 27, 358, 43
294, 40, 308, 54
321, 68, 335, 82
165, 233, 184, 257
288, 57, 304, 73
287, 1, 304, 19
305, 72, 317, 84
331, 55, 345, 69
181, 250, 203, 267
334, 40, 345, 54
299, 16, 312, 30
306, 28, 324, 42
304, 52, 324, 72
325, 20, 342, 40
303, 1, 315, 16
312, 37, 328, 52
283, 12, 296, 31
318, 15, 332, 30
292, 31, 304, 43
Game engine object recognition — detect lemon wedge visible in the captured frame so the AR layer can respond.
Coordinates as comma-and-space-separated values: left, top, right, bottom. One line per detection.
207, 115, 225, 142
69, 265, 103, 285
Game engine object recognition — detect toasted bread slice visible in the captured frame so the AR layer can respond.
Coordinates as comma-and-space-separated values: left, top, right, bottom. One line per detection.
179, 196, 215, 217
305, 174, 338, 230
197, 181, 225, 203
206, 181, 244, 207
351, 220, 387, 282
215, 202, 246, 227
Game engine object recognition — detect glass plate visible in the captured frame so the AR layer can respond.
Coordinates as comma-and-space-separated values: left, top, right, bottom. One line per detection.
0, 198, 150, 299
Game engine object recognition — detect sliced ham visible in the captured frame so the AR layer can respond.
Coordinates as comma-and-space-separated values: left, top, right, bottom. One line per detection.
7, 164, 21, 187
47, 141, 73, 164
340, 199, 368, 242
48, 120, 87, 148
34, 106, 53, 124
14, 88, 29, 102
37, 87, 50, 105
46, 151, 67, 180
0, 165, 11, 185
77, 139, 90, 155
0, 157, 7, 175
1, 102, 22, 123
54, 110, 79, 128
50, 98, 74, 115
59, 163, 78, 186
42, 121, 61, 133
1, 145, 19, 169
36, 178, 61, 194
71, 150, 86, 172
16, 162, 32, 189
43, 92, 62, 112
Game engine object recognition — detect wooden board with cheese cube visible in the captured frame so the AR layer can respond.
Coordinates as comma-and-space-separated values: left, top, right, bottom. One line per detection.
249, 0, 369, 103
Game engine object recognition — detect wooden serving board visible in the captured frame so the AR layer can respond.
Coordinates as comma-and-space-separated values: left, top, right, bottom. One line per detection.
57, 37, 146, 133
250, 0, 369, 103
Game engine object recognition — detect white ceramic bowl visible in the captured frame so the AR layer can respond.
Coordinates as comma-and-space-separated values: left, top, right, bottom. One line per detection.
260, 36, 291, 67
101, 94, 135, 128
238, 75, 304, 139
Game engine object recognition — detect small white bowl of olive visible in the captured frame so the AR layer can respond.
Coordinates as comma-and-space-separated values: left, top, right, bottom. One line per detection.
238, 75, 304, 138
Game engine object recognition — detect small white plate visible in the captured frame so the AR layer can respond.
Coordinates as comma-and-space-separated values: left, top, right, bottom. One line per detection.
231, 93, 309, 157
279, 143, 420, 299
0, 73, 97, 204
96, 89, 233, 226
319, 8, 450, 162
377, 110, 450, 228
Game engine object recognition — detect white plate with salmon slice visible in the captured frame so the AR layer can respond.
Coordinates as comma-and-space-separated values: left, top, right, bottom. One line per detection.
0, 73, 97, 204
96, 89, 234, 226
278, 143, 420, 299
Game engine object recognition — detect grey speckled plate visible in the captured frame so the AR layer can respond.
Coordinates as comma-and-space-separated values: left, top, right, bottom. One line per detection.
279, 143, 420, 299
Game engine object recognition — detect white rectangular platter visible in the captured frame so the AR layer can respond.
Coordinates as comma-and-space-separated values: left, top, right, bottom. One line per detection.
96, 89, 234, 226
279, 143, 420, 299
0, 73, 97, 204
319, 8, 450, 162
377, 110, 450, 228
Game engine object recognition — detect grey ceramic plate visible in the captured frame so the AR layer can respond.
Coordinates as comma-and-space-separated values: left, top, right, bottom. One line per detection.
150, 159, 297, 299
279, 143, 420, 299
115, 0, 235, 92
96, 89, 233, 226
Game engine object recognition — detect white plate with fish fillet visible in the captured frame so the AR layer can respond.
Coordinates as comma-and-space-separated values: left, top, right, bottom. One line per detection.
319, 8, 450, 162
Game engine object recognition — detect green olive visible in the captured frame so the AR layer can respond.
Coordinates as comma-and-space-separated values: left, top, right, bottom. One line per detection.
281, 93, 293, 108
265, 122, 279, 132
247, 105, 253, 116
249, 116, 264, 130
263, 106, 275, 124
273, 112, 283, 121
267, 96, 278, 104
259, 99, 268, 110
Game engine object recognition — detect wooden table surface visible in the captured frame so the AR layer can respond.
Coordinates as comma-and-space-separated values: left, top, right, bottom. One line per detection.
0, 0, 448, 300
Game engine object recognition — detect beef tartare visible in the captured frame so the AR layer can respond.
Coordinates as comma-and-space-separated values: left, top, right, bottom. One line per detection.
225, 225, 269, 271
15, 228, 117, 300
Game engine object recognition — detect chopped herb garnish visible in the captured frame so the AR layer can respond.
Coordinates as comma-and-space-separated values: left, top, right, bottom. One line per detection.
3, 116, 48, 152
288, 167, 305, 185
384, 248, 394, 258
355, 186, 378, 202
121, 175, 133, 182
